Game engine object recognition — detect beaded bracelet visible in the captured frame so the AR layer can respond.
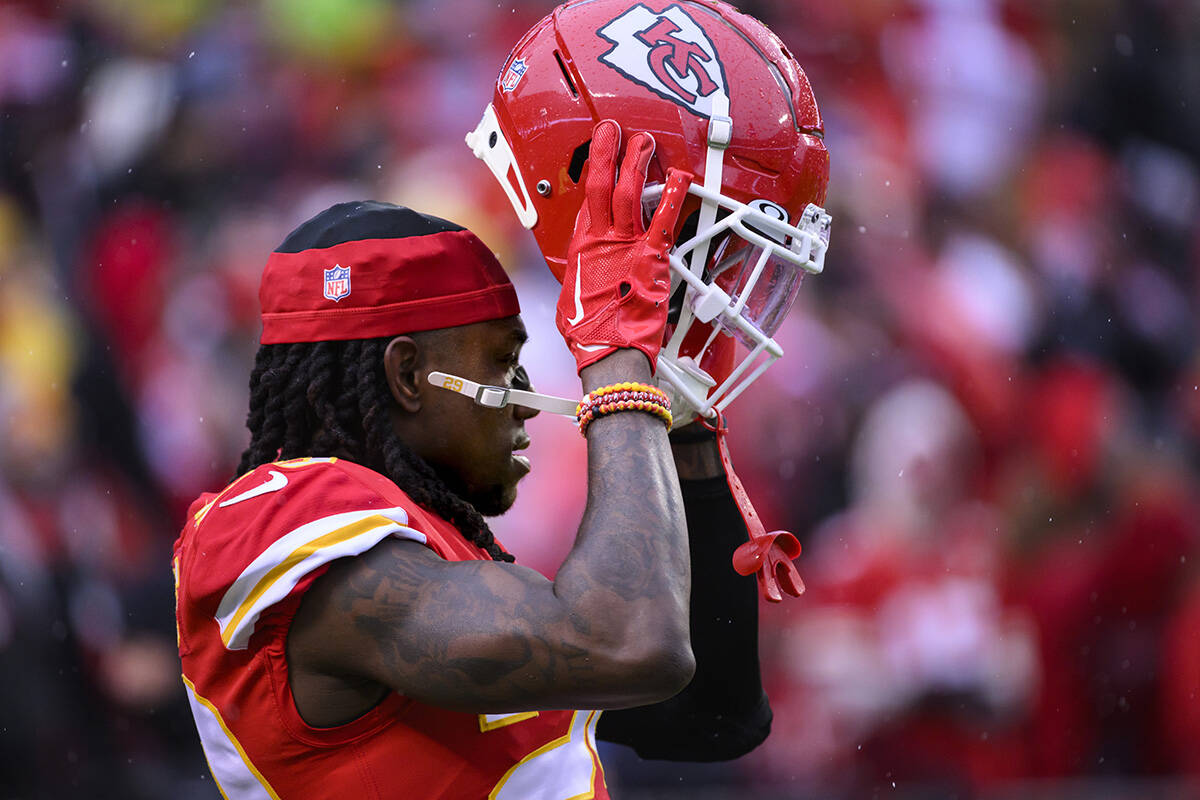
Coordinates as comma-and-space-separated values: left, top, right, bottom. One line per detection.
576, 382, 671, 421
576, 381, 672, 436
578, 395, 672, 436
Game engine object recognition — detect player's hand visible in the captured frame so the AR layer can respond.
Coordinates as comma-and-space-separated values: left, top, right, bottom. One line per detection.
556, 119, 690, 373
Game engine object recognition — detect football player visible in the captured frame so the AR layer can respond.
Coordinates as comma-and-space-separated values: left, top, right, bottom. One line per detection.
173, 157, 754, 797
175, 0, 829, 795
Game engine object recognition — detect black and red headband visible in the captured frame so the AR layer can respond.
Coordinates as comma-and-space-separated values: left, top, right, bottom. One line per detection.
258, 201, 519, 344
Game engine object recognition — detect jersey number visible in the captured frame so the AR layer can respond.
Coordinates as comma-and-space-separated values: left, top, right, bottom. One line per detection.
484, 710, 603, 800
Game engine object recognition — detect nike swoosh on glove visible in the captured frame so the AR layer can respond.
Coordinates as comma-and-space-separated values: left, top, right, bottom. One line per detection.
556, 118, 692, 373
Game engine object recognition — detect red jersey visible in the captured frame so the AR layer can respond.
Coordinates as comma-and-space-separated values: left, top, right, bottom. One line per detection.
174, 457, 608, 799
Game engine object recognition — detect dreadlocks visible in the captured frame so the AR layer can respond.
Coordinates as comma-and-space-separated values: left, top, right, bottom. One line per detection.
235, 336, 513, 563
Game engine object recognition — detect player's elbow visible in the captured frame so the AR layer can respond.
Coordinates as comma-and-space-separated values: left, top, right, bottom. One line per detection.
617, 601, 695, 701
647, 640, 696, 700
612, 635, 696, 703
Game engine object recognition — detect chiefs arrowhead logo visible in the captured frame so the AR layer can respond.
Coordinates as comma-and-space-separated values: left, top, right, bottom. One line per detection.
597, 3, 728, 118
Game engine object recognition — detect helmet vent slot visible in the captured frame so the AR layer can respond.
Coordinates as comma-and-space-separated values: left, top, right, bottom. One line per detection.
554, 51, 579, 98
729, 153, 779, 178
567, 139, 591, 184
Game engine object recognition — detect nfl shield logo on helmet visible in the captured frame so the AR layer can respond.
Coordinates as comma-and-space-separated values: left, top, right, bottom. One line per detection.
501, 58, 528, 93
323, 265, 351, 302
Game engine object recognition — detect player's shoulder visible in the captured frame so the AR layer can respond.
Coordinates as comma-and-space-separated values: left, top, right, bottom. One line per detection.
188, 457, 409, 531
176, 457, 430, 650
177, 457, 422, 584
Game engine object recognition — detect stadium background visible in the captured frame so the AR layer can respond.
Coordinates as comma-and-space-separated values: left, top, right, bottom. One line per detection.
1, 0, 1199, 797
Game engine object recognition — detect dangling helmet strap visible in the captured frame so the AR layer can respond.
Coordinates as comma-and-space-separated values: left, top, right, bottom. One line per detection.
700, 410, 805, 603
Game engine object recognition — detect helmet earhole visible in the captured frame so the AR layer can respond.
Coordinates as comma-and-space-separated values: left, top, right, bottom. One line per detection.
567, 139, 591, 184
619, 282, 631, 298
488, 131, 498, 148
536, 180, 551, 197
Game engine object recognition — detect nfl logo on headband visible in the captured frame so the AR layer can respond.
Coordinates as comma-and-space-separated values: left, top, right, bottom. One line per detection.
259, 201, 519, 344
323, 264, 351, 302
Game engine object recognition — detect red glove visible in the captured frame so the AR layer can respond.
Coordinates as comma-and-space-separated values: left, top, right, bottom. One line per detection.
556, 119, 691, 373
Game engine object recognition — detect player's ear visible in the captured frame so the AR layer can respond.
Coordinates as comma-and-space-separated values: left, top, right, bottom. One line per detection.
383, 336, 422, 413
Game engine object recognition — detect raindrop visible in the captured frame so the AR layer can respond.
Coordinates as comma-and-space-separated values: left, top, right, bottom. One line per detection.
189, 51, 196, 59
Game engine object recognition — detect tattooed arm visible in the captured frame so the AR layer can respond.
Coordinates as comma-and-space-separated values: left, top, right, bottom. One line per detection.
287, 350, 693, 724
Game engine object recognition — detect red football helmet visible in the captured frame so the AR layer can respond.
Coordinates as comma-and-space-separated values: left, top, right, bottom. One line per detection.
468, 0, 831, 421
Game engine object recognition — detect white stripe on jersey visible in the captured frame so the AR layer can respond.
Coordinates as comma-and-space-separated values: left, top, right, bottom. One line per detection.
182, 674, 281, 800
215, 506, 425, 650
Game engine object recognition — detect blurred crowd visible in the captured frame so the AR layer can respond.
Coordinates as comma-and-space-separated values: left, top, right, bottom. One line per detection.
1, 0, 1198, 797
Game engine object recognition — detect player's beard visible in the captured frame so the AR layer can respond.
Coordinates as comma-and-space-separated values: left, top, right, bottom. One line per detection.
470, 485, 516, 517
427, 463, 516, 518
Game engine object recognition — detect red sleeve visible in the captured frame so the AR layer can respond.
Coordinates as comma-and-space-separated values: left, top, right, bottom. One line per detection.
177, 457, 429, 653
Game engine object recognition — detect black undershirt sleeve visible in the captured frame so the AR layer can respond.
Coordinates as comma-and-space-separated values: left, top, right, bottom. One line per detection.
595, 473, 771, 761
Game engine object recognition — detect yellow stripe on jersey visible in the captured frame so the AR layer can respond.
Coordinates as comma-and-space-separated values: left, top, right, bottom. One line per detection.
215, 506, 425, 650
220, 514, 397, 646
182, 673, 282, 800
479, 711, 540, 732
193, 497, 218, 526
173, 555, 182, 649
274, 457, 337, 469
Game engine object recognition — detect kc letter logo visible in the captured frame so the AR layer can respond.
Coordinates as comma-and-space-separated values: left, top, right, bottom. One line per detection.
597, 3, 727, 118
323, 264, 351, 302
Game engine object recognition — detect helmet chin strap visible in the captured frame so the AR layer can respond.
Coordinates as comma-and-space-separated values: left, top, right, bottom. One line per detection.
663, 94, 732, 366
659, 93, 734, 423
427, 371, 579, 417
691, 93, 732, 277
